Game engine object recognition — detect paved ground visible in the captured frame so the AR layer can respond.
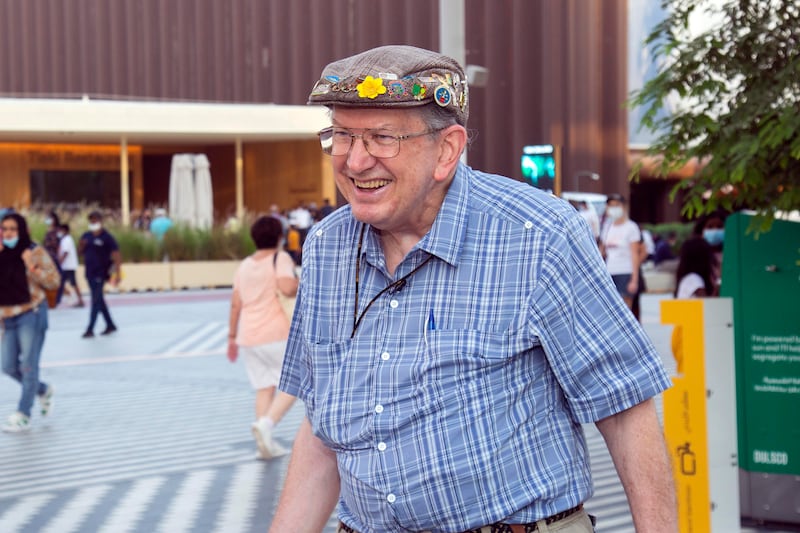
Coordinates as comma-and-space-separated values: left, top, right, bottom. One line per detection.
0, 290, 796, 532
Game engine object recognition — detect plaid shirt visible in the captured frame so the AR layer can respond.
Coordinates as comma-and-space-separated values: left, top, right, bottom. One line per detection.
280, 164, 670, 533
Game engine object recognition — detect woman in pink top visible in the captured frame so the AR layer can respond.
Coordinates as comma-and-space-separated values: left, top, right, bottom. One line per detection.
228, 216, 299, 459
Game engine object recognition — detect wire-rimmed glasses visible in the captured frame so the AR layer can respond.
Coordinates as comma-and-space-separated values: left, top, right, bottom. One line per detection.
318, 127, 444, 158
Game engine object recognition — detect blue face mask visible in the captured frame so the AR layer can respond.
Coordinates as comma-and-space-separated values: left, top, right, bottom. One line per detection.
703, 228, 725, 246
3, 237, 19, 249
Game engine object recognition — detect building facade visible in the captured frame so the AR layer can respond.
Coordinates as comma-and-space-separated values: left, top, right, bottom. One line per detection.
1, 0, 652, 222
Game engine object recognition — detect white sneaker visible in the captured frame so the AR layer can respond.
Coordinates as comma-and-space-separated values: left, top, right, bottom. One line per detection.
38, 385, 54, 417
251, 421, 289, 459
2, 412, 30, 433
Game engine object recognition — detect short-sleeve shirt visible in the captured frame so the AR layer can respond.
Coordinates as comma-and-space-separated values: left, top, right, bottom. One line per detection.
80, 230, 118, 280
59, 234, 79, 271
233, 252, 294, 346
676, 272, 705, 298
280, 163, 670, 532
602, 219, 641, 275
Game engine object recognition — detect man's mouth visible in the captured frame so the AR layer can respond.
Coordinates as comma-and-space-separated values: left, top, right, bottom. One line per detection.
354, 179, 390, 190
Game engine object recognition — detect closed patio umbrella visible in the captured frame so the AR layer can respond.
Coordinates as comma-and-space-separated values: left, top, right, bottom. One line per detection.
168, 154, 196, 226
193, 154, 214, 230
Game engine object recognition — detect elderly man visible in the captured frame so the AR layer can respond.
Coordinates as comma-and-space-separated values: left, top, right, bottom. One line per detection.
271, 45, 677, 533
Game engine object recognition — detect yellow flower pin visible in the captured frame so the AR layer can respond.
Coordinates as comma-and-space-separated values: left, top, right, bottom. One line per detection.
357, 76, 387, 99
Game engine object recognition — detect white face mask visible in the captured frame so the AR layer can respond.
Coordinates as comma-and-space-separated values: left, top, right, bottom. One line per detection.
606, 206, 624, 220
88, 222, 102, 232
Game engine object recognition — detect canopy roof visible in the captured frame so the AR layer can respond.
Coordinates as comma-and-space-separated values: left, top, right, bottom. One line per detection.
0, 97, 330, 145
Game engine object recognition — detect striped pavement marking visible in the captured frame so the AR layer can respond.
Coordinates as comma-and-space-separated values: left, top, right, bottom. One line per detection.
162, 322, 226, 355
155, 469, 216, 533
212, 462, 266, 533
96, 477, 166, 533
0, 494, 55, 533
39, 485, 112, 533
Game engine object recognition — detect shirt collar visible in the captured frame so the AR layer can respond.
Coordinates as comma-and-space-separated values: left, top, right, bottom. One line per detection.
420, 163, 470, 267
360, 163, 471, 269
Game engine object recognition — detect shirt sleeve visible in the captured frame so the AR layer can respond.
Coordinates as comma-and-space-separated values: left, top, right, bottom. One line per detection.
106, 233, 120, 251
276, 251, 296, 278
529, 212, 670, 423
29, 246, 61, 292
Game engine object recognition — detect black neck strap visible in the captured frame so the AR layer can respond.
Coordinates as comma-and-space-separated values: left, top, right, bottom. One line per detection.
351, 224, 433, 338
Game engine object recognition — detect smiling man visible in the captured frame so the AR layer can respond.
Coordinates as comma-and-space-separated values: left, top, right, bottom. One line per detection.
270, 45, 677, 533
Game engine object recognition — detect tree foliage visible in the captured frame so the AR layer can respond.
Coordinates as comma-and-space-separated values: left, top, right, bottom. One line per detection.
629, 0, 800, 229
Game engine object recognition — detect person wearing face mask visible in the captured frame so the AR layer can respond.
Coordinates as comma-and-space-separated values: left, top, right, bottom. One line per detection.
42, 211, 61, 265
693, 212, 727, 289
43, 211, 65, 306
1, 213, 60, 432
78, 211, 121, 338
600, 194, 646, 313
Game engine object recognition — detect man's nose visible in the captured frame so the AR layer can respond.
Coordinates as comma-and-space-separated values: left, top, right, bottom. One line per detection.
345, 135, 375, 170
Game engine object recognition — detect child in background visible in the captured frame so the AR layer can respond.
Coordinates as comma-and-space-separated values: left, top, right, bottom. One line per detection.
57, 223, 84, 308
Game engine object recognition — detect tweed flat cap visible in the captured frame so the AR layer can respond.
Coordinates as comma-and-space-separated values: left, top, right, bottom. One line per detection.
308, 45, 469, 125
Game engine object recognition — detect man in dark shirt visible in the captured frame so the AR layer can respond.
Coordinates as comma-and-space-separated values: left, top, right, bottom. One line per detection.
78, 211, 121, 338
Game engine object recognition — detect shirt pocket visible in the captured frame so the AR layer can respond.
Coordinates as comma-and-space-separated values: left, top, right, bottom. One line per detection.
422, 326, 537, 364
304, 338, 375, 450
410, 327, 543, 418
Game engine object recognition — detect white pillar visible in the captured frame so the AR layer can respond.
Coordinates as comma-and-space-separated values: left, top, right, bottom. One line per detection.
120, 137, 130, 226
439, 0, 467, 164
235, 137, 244, 220
439, 0, 465, 67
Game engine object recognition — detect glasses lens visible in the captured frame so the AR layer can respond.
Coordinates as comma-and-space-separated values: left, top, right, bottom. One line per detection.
319, 128, 334, 155
363, 131, 400, 158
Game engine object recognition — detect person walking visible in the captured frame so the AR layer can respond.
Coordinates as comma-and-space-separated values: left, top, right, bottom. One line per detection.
1, 213, 59, 432
227, 216, 299, 459
270, 45, 677, 533
56, 223, 85, 307
600, 193, 645, 313
78, 211, 120, 338
43, 211, 64, 306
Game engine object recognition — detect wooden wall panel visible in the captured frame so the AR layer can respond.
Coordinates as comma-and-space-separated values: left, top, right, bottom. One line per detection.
243, 140, 326, 215
0, 143, 143, 210
0, 0, 630, 203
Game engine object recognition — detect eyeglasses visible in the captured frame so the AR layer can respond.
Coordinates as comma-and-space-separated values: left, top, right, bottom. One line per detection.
318, 126, 444, 159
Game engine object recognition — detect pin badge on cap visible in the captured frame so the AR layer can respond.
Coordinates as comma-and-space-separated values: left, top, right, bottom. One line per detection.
434, 85, 452, 107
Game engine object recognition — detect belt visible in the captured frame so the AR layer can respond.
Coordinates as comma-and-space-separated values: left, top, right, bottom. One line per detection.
337, 504, 583, 533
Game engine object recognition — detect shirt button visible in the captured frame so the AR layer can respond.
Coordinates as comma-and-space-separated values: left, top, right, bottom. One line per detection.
389, 299, 399, 308
380, 352, 390, 361
374, 404, 384, 414
315, 229, 323, 237
524, 220, 534, 229
386, 493, 396, 503
377, 442, 387, 451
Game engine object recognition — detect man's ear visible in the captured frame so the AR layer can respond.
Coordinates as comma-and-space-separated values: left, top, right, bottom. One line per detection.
433, 125, 468, 182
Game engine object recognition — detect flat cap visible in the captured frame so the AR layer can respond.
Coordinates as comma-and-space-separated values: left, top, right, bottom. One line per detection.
308, 45, 469, 125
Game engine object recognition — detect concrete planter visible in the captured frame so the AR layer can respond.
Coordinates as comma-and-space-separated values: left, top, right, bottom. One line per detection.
74, 260, 238, 293
170, 260, 239, 289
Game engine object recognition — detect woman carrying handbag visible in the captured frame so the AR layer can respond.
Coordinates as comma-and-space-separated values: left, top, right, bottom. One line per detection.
1, 212, 60, 432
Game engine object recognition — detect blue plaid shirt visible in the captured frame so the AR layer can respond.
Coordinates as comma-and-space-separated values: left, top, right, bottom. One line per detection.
280, 164, 670, 533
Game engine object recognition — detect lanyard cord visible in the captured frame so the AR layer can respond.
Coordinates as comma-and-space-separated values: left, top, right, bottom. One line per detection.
351, 224, 433, 339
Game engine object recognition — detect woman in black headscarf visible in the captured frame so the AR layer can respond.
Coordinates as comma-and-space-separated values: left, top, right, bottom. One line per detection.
0, 213, 60, 432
